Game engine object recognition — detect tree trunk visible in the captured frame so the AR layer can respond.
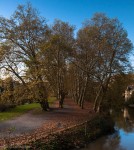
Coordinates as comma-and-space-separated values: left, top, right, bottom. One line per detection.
78, 86, 84, 106
80, 76, 88, 109
93, 86, 102, 112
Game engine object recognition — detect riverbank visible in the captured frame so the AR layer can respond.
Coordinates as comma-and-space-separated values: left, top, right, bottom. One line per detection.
24, 114, 114, 150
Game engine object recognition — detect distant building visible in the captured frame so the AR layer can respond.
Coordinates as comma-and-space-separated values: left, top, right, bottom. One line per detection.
125, 85, 134, 102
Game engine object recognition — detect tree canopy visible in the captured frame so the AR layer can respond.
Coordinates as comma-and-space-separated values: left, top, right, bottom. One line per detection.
0, 3, 133, 112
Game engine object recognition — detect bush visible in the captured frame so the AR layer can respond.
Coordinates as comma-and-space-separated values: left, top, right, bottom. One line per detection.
0, 103, 7, 112
0, 103, 16, 112
90, 114, 115, 134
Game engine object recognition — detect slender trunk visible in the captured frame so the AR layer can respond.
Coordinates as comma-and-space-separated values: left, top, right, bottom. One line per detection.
93, 86, 102, 112
80, 76, 88, 109
74, 76, 80, 104
96, 93, 104, 113
80, 89, 85, 109
78, 84, 84, 106
96, 83, 109, 113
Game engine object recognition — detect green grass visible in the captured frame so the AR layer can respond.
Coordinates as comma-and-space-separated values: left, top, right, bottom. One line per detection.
0, 103, 40, 122
0, 97, 56, 122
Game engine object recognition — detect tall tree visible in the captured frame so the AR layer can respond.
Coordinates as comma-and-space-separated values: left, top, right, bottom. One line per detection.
0, 3, 49, 110
71, 13, 133, 111
85, 13, 132, 112
40, 20, 75, 99
91, 13, 133, 112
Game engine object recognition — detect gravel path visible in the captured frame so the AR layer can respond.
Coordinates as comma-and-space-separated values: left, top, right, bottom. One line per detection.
0, 99, 94, 147
0, 101, 60, 138
0, 109, 50, 138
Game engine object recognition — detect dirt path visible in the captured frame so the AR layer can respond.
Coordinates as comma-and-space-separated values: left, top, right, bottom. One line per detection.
0, 109, 50, 138
0, 99, 94, 147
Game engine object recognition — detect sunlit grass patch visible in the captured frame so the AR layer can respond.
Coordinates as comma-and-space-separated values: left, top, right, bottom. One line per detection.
0, 97, 56, 122
0, 103, 40, 122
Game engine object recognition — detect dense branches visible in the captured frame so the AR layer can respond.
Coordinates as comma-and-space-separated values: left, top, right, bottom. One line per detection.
0, 3, 49, 110
0, 3, 133, 113
69, 13, 133, 112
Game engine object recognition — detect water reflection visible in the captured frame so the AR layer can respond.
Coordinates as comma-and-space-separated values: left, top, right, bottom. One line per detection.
82, 107, 134, 150
83, 132, 126, 150
116, 107, 134, 133
123, 108, 130, 122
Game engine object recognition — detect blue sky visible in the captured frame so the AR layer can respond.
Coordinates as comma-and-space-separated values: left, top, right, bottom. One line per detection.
0, 0, 134, 45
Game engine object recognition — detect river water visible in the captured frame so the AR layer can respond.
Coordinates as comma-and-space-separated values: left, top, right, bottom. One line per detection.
82, 107, 134, 150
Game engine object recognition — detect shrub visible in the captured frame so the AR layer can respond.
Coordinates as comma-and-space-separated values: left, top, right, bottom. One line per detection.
0, 103, 16, 112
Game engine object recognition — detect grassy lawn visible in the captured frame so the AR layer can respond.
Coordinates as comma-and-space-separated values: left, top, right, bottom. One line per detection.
0, 97, 56, 122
